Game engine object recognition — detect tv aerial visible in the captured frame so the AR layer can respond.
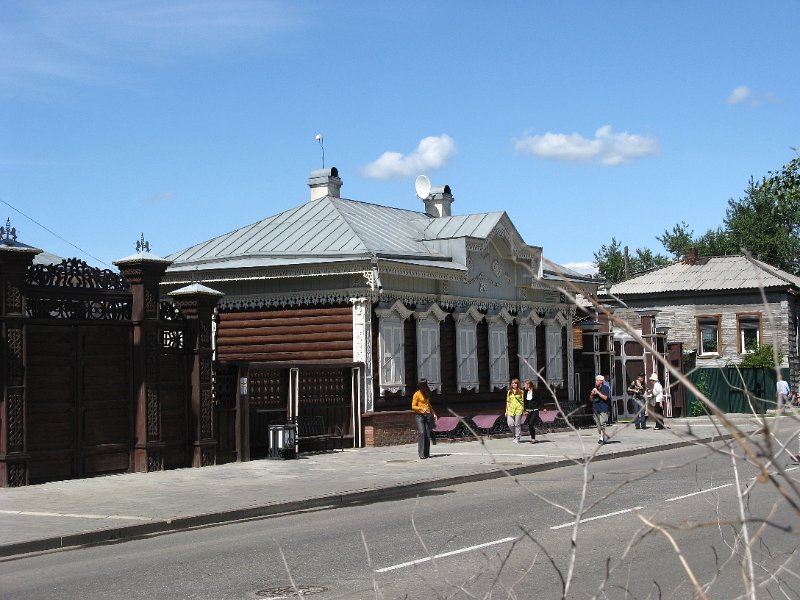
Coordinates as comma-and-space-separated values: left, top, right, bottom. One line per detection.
315, 133, 325, 168
414, 174, 431, 199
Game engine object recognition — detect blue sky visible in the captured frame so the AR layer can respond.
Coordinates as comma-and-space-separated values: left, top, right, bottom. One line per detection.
2, 1, 799, 274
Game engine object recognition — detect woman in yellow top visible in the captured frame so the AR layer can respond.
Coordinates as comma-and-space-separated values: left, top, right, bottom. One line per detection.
412, 379, 438, 459
506, 378, 525, 443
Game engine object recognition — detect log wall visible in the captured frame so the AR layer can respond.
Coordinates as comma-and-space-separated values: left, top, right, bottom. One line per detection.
217, 306, 354, 363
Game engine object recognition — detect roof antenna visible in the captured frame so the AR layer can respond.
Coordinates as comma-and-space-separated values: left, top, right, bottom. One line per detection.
315, 133, 325, 169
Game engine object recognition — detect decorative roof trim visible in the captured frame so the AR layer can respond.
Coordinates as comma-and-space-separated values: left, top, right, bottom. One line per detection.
414, 302, 448, 322
374, 299, 414, 320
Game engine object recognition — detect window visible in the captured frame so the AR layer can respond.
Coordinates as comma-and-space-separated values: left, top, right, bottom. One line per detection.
737, 314, 761, 353
545, 321, 563, 385
378, 318, 404, 392
488, 323, 509, 390
696, 316, 721, 356
518, 325, 537, 384
416, 318, 441, 391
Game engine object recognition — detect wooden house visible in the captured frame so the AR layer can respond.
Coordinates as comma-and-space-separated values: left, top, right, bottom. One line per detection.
161, 168, 597, 455
606, 249, 800, 411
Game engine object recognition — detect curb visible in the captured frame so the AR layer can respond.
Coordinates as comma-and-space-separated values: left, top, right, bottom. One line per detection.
0, 432, 733, 560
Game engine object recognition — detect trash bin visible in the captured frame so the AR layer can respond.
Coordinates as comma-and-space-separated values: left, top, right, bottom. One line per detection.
268, 423, 296, 459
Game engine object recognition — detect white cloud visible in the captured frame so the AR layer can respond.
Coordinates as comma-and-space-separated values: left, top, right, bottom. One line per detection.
725, 85, 778, 105
563, 261, 598, 276
362, 135, 457, 180
514, 125, 659, 166
145, 192, 175, 204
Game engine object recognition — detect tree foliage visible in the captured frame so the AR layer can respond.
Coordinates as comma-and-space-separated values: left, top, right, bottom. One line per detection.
593, 238, 669, 283
658, 156, 800, 274
594, 155, 800, 279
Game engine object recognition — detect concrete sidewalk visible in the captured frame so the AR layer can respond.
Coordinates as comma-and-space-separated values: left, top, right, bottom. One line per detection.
0, 417, 754, 558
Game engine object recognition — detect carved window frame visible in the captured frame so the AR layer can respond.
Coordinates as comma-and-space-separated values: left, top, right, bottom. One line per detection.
518, 311, 542, 385
375, 300, 413, 395
455, 306, 483, 391
414, 303, 447, 393
545, 313, 567, 387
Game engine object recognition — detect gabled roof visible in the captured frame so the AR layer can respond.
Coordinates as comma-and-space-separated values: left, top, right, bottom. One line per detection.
609, 255, 800, 296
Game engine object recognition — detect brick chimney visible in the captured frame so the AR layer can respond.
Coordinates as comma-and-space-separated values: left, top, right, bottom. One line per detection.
685, 247, 699, 265
423, 184, 454, 218
308, 167, 342, 201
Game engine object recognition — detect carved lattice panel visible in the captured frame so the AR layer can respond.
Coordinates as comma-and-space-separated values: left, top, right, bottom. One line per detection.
299, 368, 349, 406
249, 368, 285, 408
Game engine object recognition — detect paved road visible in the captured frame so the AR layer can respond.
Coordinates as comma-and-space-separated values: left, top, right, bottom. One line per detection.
2, 439, 798, 599
0, 414, 795, 560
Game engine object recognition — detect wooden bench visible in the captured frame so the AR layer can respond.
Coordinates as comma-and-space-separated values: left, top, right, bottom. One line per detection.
292, 415, 344, 453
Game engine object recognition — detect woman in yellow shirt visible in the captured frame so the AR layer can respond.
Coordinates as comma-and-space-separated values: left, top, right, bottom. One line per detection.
411, 379, 437, 459
506, 378, 524, 443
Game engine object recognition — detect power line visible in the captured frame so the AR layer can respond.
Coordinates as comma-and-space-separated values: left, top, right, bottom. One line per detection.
0, 196, 113, 269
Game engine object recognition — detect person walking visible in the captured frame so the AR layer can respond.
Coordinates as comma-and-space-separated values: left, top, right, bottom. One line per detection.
776, 375, 790, 413
523, 380, 546, 443
627, 372, 647, 429
506, 378, 525, 443
647, 373, 666, 429
590, 374, 611, 444
411, 379, 437, 459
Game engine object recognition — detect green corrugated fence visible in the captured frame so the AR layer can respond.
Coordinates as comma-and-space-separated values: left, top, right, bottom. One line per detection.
685, 367, 790, 414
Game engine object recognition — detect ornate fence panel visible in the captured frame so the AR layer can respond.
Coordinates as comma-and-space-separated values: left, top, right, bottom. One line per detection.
159, 301, 190, 469
298, 366, 353, 443
24, 259, 133, 483
213, 362, 238, 464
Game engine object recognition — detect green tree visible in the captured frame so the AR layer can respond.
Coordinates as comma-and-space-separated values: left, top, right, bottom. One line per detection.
657, 156, 800, 274
724, 157, 800, 275
593, 238, 669, 283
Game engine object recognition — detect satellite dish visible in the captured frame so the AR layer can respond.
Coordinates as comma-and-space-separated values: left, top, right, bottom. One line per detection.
415, 174, 431, 199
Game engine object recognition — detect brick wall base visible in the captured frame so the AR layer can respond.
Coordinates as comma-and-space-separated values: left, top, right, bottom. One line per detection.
361, 411, 417, 447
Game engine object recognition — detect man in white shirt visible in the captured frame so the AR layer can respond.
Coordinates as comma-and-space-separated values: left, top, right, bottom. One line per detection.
647, 373, 665, 429
776, 376, 790, 413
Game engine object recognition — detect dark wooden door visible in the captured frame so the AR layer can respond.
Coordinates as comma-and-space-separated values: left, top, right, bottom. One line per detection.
26, 324, 132, 483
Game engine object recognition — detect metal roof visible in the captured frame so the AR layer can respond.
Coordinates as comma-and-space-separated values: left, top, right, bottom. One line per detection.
609, 255, 800, 296
166, 196, 508, 270
164, 194, 587, 287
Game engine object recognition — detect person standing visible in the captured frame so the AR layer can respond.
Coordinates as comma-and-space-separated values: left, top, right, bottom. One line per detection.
776, 375, 790, 413
590, 374, 611, 444
411, 379, 437, 459
506, 378, 525, 443
648, 373, 666, 429
523, 380, 546, 443
627, 373, 647, 429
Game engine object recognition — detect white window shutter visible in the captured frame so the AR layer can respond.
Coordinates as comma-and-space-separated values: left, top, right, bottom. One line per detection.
518, 326, 536, 383
489, 324, 509, 390
546, 324, 563, 385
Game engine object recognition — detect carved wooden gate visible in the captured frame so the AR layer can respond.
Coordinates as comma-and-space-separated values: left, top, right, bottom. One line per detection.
24, 259, 134, 483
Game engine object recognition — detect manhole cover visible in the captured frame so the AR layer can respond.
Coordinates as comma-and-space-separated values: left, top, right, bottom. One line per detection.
256, 586, 326, 598
386, 459, 416, 464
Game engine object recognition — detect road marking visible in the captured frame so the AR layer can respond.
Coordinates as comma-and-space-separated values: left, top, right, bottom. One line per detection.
665, 484, 733, 502
0, 509, 152, 521
551, 507, 644, 530
375, 536, 518, 573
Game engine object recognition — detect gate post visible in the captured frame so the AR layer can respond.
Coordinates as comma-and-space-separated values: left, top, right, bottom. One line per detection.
114, 252, 171, 473
0, 228, 41, 487
169, 284, 224, 467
